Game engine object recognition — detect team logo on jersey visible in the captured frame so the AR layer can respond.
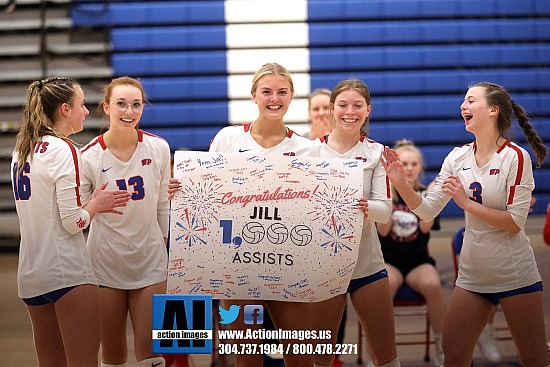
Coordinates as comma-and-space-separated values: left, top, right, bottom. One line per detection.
76, 218, 87, 228
355, 156, 367, 162
490, 168, 501, 175
282, 152, 295, 156
142, 158, 152, 166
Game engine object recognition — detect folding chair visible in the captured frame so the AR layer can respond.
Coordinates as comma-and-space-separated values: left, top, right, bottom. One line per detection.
356, 284, 431, 366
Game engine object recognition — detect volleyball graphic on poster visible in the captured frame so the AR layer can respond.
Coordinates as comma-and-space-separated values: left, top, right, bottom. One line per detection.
290, 225, 313, 246
241, 222, 265, 244
266, 223, 289, 245
168, 152, 364, 302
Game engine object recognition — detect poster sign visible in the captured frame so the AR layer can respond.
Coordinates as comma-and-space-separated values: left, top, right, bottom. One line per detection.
168, 152, 364, 302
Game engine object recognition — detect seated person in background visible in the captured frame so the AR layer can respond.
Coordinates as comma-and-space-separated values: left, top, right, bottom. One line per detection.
376, 139, 446, 366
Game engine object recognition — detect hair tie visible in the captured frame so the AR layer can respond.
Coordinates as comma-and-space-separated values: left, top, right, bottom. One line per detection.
37, 80, 43, 90
510, 99, 515, 105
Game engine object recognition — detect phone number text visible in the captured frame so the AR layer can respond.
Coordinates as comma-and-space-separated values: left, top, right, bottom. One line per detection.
218, 343, 357, 355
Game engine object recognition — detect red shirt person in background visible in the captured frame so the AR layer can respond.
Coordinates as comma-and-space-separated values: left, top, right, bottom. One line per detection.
544, 202, 550, 246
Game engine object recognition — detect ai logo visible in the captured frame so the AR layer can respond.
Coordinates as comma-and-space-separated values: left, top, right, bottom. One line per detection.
152, 294, 213, 354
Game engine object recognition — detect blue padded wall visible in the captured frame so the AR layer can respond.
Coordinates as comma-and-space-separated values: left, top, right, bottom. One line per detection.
70, 0, 550, 216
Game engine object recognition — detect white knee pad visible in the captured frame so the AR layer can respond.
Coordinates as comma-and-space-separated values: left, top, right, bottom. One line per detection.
138, 356, 166, 367
101, 363, 128, 367
376, 357, 401, 367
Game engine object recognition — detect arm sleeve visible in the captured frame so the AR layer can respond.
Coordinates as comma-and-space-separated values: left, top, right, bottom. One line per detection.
412, 153, 453, 221
157, 141, 171, 238
506, 151, 534, 230
366, 156, 392, 224
51, 143, 91, 234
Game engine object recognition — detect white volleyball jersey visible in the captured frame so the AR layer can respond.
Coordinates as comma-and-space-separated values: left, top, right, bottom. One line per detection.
80, 130, 171, 289
209, 123, 317, 156
11, 135, 96, 298
414, 140, 540, 292
316, 136, 391, 280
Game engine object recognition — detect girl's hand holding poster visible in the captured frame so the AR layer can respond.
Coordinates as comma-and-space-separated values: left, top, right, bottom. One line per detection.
168, 151, 364, 302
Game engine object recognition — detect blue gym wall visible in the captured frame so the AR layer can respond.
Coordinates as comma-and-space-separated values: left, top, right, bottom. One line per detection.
70, 0, 550, 216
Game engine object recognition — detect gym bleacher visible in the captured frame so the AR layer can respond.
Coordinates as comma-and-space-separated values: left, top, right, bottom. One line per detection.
1, 0, 549, 246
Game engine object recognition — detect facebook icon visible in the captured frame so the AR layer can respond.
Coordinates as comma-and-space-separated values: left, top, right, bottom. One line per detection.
243, 305, 264, 325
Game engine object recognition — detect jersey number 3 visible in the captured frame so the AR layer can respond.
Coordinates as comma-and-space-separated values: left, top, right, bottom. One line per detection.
469, 182, 482, 204
116, 176, 145, 200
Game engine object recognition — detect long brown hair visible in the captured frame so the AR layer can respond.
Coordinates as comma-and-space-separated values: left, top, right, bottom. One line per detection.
471, 82, 547, 167
14, 77, 80, 172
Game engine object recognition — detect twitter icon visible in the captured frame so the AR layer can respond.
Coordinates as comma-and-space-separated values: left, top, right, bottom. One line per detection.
219, 304, 240, 324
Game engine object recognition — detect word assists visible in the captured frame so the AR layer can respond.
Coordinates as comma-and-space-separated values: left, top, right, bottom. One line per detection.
218, 343, 358, 355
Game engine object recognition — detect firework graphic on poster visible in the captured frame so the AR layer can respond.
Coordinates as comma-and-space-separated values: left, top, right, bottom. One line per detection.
308, 182, 359, 254
172, 178, 222, 248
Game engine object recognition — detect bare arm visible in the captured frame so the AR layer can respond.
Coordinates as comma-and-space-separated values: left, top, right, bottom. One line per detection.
380, 146, 423, 209
376, 219, 393, 237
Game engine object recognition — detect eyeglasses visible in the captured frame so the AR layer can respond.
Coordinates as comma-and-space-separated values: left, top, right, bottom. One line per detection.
112, 100, 144, 113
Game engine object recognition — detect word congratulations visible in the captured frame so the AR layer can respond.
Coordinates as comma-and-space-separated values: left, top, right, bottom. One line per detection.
220, 185, 318, 208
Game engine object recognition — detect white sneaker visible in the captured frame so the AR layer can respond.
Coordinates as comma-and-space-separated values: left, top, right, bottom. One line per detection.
477, 324, 502, 362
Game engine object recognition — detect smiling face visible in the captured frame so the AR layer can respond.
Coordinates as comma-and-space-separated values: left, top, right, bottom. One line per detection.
332, 89, 371, 135
251, 74, 293, 121
103, 84, 144, 131
460, 86, 498, 135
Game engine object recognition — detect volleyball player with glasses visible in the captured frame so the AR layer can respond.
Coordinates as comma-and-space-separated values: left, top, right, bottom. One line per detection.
80, 77, 172, 367
112, 100, 144, 113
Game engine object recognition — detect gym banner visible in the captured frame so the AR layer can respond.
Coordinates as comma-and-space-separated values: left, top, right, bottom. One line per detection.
168, 151, 363, 302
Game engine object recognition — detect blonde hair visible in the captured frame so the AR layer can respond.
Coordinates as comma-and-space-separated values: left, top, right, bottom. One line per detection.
391, 139, 425, 203
250, 63, 294, 94
14, 77, 80, 172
